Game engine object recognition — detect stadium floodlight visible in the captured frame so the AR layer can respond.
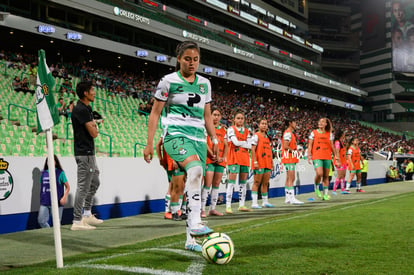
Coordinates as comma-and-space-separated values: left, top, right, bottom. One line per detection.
66, 32, 82, 41
37, 25, 55, 34
203, 67, 213, 73
136, 50, 148, 58
155, 55, 167, 62
252, 79, 260, 86
216, 70, 225, 77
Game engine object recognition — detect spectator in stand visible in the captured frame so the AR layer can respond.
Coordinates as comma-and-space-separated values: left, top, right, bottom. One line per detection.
406, 159, 414, 180
56, 98, 67, 117
66, 100, 74, 120
20, 77, 35, 94
28, 63, 37, 88
12, 76, 22, 92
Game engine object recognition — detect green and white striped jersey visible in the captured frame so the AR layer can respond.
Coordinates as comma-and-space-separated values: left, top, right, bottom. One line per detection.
154, 71, 212, 142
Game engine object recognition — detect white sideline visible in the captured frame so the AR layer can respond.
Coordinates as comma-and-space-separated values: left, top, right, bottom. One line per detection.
66, 193, 409, 273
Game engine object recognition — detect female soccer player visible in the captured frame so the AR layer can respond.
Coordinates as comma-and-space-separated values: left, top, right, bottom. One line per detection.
144, 41, 218, 252
226, 110, 251, 213
332, 129, 350, 195
281, 119, 303, 205
201, 108, 228, 217
250, 118, 274, 208
345, 137, 365, 193
307, 118, 339, 201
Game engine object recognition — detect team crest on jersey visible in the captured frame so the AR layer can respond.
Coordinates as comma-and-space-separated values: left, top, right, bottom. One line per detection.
199, 85, 205, 94
179, 148, 187, 155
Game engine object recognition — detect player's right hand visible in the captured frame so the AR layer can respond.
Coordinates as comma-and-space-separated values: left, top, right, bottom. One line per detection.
144, 145, 153, 163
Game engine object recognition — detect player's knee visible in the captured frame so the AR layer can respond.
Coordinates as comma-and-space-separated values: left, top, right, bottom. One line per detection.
187, 165, 203, 186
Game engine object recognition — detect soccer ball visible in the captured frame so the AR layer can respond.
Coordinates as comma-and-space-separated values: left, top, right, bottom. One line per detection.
202, 232, 234, 264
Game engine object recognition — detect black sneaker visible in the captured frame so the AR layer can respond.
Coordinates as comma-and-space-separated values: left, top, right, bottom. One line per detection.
180, 212, 188, 220
172, 212, 182, 221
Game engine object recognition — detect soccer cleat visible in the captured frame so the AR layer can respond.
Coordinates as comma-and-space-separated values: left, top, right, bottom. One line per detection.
356, 189, 365, 193
332, 191, 337, 196
290, 198, 304, 205
180, 213, 188, 220
208, 209, 224, 216
341, 190, 351, 194
323, 194, 330, 201
164, 212, 172, 220
200, 210, 207, 218
82, 214, 103, 226
238, 206, 252, 212
185, 239, 202, 252
251, 204, 262, 209
190, 223, 214, 237
225, 207, 233, 214
315, 189, 322, 198
172, 212, 182, 221
262, 203, 275, 208
177, 210, 182, 216
71, 219, 96, 231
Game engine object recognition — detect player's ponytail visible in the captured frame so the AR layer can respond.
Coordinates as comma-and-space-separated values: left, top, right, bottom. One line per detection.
175, 41, 200, 71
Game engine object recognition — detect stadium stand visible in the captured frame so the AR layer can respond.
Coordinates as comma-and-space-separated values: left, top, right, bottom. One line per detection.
1, 52, 413, 158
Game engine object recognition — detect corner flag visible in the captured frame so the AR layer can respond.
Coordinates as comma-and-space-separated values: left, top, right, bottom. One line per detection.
35, 49, 59, 134
34, 49, 64, 268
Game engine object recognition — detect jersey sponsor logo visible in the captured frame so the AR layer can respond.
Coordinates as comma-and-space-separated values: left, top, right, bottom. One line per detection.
199, 84, 206, 94
175, 86, 184, 93
179, 148, 187, 155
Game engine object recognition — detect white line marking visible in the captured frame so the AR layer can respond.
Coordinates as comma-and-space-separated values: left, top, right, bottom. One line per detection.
67, 192, 411, 273
67, 248, 205, 275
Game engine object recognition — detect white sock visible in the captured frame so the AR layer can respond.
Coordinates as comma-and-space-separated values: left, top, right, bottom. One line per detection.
165, 195, 171, 212
226, 183, 234, 208
210, 187, 219, 210
186, 166, 203, 229
239, 183, 247, 207
83, 210, 92, 217
201, 186, 211, 211
262, 193, 269, 205
356, 183, 361, 189
251, 191, 258, 206
346, 182, 351, 190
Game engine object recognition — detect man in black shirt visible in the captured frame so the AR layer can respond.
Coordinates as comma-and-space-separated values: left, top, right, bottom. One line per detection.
70, 81, 103, 230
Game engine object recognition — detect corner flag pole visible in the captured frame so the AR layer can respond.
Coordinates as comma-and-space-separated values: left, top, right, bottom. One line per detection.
45, 129, 64, 268
35, 49, 63, 268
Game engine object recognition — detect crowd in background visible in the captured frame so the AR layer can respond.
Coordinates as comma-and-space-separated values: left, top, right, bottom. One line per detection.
2, 50, 414, 156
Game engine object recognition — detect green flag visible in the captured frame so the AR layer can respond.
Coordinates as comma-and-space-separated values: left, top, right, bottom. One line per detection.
35, 49, 59, 134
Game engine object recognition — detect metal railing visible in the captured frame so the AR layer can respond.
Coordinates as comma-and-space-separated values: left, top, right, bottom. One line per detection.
134, 142, 147, 158
95, 97, 120, 115
131, 109, 149, 123
99, 131, 113, 157
7, 104, 36, 126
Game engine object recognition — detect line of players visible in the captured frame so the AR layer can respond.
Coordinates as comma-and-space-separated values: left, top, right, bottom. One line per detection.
157, 110, 365, 220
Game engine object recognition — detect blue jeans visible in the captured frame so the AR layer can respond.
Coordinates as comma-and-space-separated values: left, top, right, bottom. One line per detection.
38, 205, 64, 228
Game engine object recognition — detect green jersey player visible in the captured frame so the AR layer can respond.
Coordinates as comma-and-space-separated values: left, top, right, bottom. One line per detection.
144, 41, 219, 252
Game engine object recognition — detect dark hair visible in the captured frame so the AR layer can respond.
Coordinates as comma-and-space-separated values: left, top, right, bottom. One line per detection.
232, 109, 245, 126
283, 118, 295, 132
76, 81, 93, 99
347, 137, 358, 150
211, 108, 221, 114
43, 155, 63, 170
334, 129, 345, 148
321, 117, 332, 132
175, 41, 200, 71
